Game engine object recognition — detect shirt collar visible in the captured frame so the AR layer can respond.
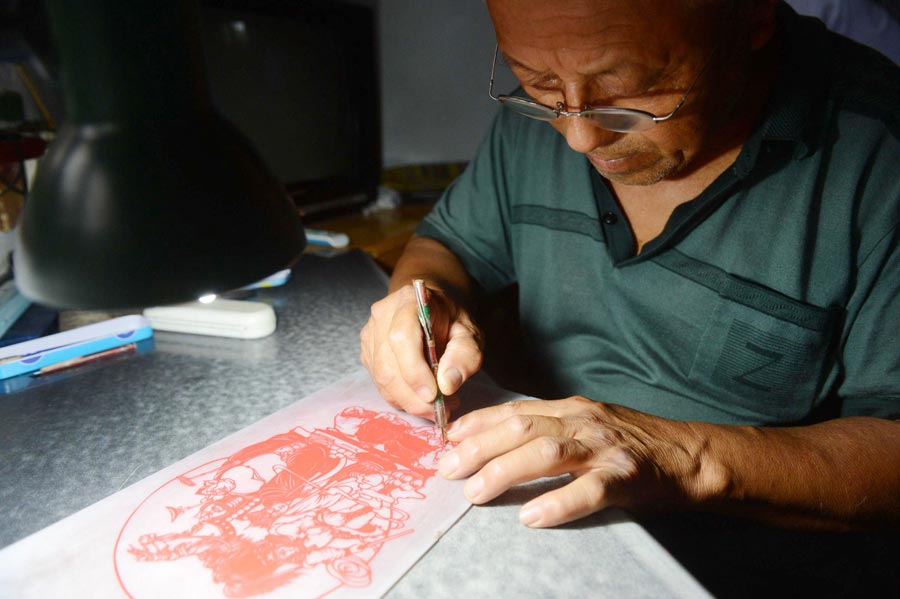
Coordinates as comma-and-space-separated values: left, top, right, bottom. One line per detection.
751, 2, 831, 161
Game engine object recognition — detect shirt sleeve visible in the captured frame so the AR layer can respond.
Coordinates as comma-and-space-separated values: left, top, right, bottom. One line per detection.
415, 109, 518, 294
837, 224, 900, 418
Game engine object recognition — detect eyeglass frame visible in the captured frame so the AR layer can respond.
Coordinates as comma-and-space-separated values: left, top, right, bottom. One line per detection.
487, 44, 714, 132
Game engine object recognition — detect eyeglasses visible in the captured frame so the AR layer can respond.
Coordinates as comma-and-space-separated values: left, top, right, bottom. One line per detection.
488, 45, 712, 133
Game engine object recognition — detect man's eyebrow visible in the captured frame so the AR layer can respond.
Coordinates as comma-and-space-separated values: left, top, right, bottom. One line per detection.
499, 50, 549, 75
499, 49, 626, 80
499, 49, 668, 95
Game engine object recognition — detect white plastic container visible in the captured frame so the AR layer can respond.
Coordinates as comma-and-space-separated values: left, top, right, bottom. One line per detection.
143, 299, 276, 339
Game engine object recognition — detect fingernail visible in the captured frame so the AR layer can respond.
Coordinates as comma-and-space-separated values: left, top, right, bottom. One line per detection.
464, 475, 484, 502
447, 419, 462, 436
438, 452, 460, 478
440, 367, 462, 392
519, 503, 543, 527
417, 386, 435, 401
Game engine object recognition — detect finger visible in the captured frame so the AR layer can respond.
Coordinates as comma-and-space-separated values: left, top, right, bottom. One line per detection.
461, 436, 596, 505
389, 302, 443, 405
359, 317, 374, 368
518, 470, 618, 528
362, 316, 406, 410
439, 414, 575, 479
437, 320, 483, 396
448, 397, 594, 441
370, 341, 433, 419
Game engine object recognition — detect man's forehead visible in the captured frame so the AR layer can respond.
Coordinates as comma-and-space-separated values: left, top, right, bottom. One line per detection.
499, 44, 659, 80
487, 0, 707, 49
488, 0, 716, 83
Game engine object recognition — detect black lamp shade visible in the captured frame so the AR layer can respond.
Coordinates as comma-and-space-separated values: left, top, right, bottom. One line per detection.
14, 0, 305, 309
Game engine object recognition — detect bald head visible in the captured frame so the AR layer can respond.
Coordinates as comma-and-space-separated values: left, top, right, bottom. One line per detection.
486, 0, 760, 56
483, 0, 778, 186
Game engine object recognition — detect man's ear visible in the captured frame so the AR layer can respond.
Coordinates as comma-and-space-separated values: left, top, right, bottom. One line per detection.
749, 0, 779, 50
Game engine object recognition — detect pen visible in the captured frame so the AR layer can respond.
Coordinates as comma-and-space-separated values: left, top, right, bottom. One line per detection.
31, 342, 138, 377
412, 279, 448, 446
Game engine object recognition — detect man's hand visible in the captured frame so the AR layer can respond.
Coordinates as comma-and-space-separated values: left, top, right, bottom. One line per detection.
359, 282, 484, 419
437, 398, 716, 527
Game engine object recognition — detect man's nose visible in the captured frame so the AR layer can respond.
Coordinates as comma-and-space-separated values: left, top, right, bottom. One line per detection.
557, 113, 620, 154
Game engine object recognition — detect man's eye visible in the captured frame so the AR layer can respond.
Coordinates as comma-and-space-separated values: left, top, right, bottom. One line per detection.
524, 86, 562, 104
527, 79, 561, 92
508, 66, 558, 89
520, 75, 563, 96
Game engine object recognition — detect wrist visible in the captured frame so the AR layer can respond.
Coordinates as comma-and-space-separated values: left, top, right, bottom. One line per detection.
681, 421, 739, 507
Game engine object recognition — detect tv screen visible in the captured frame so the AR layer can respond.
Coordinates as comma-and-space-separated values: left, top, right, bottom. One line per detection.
199, 0, 380, 218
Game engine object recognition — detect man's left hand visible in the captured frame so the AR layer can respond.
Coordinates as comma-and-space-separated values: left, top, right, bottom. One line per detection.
437, 397, 719, 527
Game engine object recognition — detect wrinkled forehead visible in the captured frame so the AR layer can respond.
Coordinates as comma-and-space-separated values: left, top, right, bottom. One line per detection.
487, 0, 712, 68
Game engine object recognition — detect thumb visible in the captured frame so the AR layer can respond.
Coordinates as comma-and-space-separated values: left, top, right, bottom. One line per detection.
437, 319, 483, 396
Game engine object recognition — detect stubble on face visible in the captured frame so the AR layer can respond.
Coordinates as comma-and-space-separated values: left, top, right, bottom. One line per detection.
582, 139, 688, 186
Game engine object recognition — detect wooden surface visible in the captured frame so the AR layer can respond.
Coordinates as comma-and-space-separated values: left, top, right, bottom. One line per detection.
306, 202, 434, 271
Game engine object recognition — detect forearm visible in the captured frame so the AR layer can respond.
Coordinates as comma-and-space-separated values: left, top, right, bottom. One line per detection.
389, 235, 480, 309
690, 416, 900, 531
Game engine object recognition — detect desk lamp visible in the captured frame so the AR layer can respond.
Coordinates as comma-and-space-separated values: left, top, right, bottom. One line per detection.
13, 0, 305, 309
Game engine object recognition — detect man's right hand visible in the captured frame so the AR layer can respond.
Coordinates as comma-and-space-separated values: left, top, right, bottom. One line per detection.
359, 281, 483, 419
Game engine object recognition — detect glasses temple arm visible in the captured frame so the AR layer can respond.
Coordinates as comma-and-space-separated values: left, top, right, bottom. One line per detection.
488, 44, 501, 101
653, 47, 717, 122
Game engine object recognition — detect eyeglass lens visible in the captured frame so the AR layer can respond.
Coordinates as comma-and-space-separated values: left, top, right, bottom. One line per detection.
582, 109, 656, 132
499, 97, 655, 132
497, 97, 557, 121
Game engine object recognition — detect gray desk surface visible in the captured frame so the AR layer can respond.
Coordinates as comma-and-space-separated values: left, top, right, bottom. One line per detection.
0, 251, 708, 598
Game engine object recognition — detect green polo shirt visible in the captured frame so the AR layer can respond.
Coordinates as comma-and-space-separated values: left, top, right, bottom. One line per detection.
417, 6, 900, 425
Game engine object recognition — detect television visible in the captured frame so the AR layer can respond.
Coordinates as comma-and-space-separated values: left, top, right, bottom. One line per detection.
199, 0, 381, 219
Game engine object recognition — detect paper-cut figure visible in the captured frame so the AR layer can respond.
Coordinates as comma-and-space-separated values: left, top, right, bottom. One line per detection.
114, 407, 445, 599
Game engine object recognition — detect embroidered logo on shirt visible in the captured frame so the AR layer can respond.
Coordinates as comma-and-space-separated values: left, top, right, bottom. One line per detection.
714, 320, 815, 397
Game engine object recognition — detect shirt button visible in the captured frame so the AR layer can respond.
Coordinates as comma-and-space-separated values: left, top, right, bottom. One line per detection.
602, 212, 618, 225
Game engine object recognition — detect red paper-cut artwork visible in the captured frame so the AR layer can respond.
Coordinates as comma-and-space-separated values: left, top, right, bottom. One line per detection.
114, 406, 446, 599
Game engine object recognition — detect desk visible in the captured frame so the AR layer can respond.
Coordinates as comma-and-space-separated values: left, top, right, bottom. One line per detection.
307, 202, 434, 271
0, 251, 709, 597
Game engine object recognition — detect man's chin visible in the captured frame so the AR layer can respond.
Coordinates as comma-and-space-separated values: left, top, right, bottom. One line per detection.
592, 165, 670, 186
588, 154, 678, 186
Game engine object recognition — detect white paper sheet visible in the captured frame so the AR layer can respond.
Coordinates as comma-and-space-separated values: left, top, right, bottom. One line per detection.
0, 371, 474, 598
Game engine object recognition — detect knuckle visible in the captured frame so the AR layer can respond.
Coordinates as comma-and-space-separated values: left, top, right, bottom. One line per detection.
507, 414, 537, 437
561, 415, 587, 438
451, 320, 485, 349
536, 437, 569, 463
466, 323, 485, 350
387, 326, 408, 347
589, 424, 621, 446
369, 301, 383, 320
371, 361, 398, 389
459, 438, 483, 462
481, 459, 507, 482
607, 448, 640, 479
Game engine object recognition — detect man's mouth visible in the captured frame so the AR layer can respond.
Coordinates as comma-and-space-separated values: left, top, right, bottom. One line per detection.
587, 152, 644, 173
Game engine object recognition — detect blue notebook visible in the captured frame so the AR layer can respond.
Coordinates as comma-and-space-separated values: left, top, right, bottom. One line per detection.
0, 315, 153, 379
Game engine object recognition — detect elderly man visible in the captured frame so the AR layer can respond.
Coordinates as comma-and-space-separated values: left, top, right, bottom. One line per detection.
361, 0, 898, 553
